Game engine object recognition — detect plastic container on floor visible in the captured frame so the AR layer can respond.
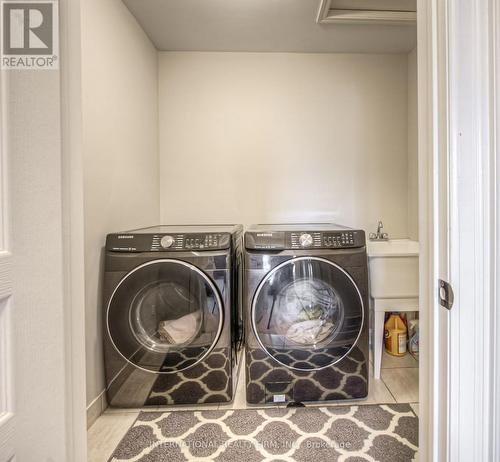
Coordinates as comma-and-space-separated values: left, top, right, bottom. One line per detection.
408, 318, 419, 359
384, 313, 407, 356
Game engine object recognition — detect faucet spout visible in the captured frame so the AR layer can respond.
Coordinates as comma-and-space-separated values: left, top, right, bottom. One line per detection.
370, 221, 389, 241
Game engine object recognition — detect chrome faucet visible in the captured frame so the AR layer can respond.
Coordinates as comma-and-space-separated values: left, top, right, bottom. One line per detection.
369, 221, 389, 241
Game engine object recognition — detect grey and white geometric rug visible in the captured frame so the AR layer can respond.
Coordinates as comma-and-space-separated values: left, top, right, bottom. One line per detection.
109, 404, 418, 461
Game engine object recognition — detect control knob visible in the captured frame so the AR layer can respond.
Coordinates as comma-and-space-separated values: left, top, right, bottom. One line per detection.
299, 233, 313, 248
160, 235, 175, 249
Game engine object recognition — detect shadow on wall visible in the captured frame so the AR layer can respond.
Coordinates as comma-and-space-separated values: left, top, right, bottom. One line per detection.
92, 247, 106, 399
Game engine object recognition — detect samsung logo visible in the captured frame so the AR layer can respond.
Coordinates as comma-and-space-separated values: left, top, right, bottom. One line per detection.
117, 235, 134, 239
256, 233, 273, 237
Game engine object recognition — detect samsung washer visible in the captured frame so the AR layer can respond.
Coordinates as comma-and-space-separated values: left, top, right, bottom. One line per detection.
103, 225, 242, 407
243, 224, 369, 405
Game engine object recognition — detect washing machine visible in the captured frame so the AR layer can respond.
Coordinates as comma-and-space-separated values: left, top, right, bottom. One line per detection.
244, 224, 369, 405
103, 224, 243, 407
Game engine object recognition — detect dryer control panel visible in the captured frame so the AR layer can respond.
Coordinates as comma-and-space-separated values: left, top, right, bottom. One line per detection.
106, 232, 231, 252
245, 227, 365, 250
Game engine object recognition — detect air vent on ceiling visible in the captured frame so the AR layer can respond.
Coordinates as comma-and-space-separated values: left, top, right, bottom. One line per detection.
317, 0, 416, 25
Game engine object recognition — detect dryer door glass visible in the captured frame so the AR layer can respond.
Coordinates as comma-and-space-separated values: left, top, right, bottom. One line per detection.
107, 259, 223, 373
252, 256, 364, 371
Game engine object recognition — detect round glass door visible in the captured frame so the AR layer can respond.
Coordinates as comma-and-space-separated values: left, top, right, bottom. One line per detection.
252, 256, 364, 371
107, 259, 223, 373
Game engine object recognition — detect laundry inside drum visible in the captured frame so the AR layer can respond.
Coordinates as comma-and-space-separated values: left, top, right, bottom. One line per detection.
275, 278, 343, 347
129, 281, 204, 352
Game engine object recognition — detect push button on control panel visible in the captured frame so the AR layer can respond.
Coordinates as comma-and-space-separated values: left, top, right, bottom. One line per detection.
323, 232, 355, 248
184, 234, 222, 249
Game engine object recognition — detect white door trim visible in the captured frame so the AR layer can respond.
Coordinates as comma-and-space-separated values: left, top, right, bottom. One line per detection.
493, 2, 500, 459
419, 0, 500, 459
417, 0, 453, 459
446, 0, 497, 460
60, 0, 87, 460
0, 41, 14, 462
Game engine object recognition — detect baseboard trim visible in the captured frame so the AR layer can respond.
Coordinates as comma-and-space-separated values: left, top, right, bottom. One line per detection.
86, 390, 107, 429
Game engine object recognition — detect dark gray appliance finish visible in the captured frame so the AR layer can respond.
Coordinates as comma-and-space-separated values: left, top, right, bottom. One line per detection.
103, 224, 243, 407
243, 224, 369, 405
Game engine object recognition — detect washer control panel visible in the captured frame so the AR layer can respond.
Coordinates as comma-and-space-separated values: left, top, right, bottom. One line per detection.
289, 231, 357, 249
246, 229, 365, 250
107, 232, 231, 252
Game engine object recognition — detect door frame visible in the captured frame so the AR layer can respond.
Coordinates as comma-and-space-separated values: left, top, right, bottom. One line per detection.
493, 3, 500, 459
418, 0, 500, 460
59, 1, 500, 461
446, 0, 496, 460
417, 0, 450, 460
60, 0, 87, 460
0, 44, 14, 462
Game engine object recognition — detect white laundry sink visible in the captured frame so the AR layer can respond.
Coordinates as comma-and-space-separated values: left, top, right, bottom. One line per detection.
367, 239, 419, 299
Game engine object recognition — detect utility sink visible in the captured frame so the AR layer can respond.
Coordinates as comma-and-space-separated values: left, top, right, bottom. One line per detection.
367, 239, 419, 299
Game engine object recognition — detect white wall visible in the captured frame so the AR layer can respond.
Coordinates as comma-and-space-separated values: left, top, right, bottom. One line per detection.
158, 52, 411, 236
81, 0, 159, 409
407, 48, 419, 240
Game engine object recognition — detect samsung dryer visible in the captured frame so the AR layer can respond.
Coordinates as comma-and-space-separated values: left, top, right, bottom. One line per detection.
103, 225, 242, 407
244, 224, 369, 405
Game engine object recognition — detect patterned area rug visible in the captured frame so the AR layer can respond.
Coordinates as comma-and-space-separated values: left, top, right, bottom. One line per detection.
109, 404, 418, 461
146, 348, 233, 405
246, 347, 368, 404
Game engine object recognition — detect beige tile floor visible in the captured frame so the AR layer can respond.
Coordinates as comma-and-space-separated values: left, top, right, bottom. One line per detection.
88, 349, 419, 461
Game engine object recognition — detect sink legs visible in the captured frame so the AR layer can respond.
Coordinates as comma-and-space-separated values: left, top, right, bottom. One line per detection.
374, 311, 385, 379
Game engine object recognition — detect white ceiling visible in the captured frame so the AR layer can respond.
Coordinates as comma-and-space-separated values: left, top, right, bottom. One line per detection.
122, 0, 417, 53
